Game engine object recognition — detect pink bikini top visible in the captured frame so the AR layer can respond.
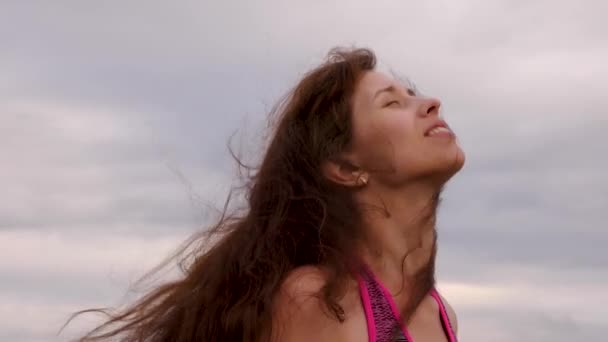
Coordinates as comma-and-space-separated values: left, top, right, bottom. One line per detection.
357, 269, 457, 342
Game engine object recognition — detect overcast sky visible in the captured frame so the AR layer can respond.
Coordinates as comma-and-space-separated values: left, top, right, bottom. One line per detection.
1, 1, 607, 341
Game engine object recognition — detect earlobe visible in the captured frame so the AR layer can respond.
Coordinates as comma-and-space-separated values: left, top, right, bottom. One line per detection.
357, 174, 368, 186
321, 159, 367, 187
321, 160, 349, 185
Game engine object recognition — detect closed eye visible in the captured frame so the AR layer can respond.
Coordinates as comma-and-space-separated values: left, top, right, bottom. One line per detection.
383, 100, 400, 108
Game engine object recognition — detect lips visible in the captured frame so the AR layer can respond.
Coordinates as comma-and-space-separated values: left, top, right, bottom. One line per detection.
424, 120, 452, 137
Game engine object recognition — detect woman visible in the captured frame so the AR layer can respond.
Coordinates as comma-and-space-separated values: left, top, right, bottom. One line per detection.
74, 47, 465, 342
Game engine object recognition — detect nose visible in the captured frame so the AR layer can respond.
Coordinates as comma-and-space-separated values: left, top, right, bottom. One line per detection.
419, 97, 441, 117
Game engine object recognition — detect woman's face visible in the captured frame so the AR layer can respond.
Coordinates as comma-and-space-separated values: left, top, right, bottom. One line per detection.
347, 71, 465, 186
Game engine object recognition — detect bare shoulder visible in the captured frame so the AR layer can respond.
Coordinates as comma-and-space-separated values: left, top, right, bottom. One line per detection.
438, 293, 458, 334
271, 266, 348, 342
280, 266, 327, 299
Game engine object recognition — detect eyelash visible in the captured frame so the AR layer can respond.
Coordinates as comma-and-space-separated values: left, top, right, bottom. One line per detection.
382, 88, 417, 108
384, 100, 400, 107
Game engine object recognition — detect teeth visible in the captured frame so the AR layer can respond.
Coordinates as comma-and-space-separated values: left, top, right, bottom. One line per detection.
428, 127, 451, 136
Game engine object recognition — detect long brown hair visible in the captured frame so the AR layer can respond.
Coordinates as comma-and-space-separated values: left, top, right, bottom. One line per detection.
67, 47, 438, 342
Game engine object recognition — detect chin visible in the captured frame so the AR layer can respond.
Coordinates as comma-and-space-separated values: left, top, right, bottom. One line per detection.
450, 147, 466, 172
428, 148, 466, 185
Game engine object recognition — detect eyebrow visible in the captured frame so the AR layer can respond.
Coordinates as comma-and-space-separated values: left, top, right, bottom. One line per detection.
373, 85, 396, 100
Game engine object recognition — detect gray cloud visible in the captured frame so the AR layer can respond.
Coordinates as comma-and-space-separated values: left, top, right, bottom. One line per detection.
458, 306, 604, 341
1, 0, 606, 341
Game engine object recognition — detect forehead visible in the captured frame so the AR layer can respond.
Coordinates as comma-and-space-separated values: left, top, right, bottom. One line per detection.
352, 71, 399, 110
356, 71, 396, 96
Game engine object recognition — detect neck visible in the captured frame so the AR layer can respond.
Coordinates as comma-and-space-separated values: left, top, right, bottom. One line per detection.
355, 180, 441, 311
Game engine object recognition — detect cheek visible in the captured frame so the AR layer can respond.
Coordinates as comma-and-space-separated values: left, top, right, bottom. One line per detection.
370, 113, 419, 156
364, 112, 416, 142
354, 114, 419, 168
386, 114, 417, 142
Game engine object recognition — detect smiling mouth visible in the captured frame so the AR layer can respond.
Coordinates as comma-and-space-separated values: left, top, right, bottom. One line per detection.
425, 126, 454, 138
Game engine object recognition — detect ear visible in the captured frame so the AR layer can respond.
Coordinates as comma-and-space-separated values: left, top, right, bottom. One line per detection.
321, 157, 368, 187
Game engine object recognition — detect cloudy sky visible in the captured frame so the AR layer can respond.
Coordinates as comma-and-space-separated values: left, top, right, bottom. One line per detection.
1, 1, 607, 341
